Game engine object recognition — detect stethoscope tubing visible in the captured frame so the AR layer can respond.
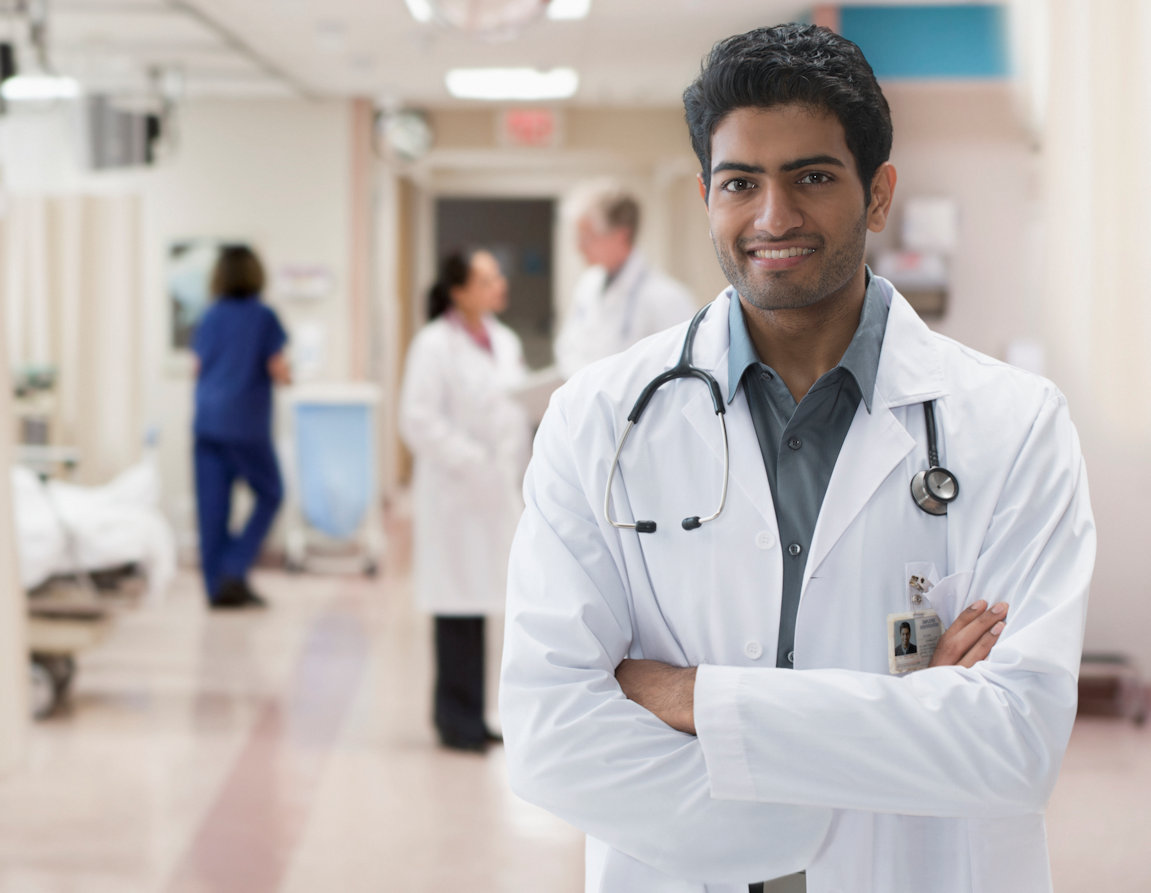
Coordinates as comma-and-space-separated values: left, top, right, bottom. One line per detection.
605, 304, 729, 533
910, 400, 959, 515
605, 300, 960, 533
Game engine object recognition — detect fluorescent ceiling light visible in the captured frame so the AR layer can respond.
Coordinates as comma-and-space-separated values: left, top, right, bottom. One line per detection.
406, 0, 589, 24
1, 74, 81, 102
547, 0, 590, 19
446, 67, 578, 100
404, 0, 433, 22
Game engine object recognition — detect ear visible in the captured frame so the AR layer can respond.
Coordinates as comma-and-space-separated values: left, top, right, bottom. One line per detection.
697, 172, 709, 207
866, 163, 896, 233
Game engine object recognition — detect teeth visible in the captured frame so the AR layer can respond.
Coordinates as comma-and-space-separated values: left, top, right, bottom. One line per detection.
752, 247, 815, 259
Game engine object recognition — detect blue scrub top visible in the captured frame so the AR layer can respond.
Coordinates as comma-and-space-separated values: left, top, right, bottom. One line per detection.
193, 296, 287, 444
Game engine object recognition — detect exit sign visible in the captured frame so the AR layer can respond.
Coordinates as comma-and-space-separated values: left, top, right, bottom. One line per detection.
499, 108, 562, 148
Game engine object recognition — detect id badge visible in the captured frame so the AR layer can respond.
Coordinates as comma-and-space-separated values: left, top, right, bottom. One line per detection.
888, 574, 942, 675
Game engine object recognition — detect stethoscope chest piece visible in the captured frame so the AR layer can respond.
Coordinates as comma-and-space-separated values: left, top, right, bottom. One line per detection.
910, 465, 958, 515
910, 400, 959, 516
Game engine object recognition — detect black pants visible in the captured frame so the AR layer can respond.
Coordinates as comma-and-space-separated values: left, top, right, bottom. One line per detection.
433, 616, 486, 745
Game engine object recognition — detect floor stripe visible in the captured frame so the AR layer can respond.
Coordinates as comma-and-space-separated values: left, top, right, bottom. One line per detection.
165, 601, 369, 892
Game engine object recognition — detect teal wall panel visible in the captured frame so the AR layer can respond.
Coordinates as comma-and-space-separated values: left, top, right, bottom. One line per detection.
838, 5, 1009, 79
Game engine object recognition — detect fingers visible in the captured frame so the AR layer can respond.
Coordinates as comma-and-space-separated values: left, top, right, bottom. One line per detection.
929, 600, 1009, 668
956, 618, 1007, 668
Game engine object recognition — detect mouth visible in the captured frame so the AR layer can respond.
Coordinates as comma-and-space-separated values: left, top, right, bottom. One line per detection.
748, 246, 816, 260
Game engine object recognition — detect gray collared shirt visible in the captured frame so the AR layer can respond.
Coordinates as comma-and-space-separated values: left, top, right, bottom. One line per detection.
727, 274, 889, 668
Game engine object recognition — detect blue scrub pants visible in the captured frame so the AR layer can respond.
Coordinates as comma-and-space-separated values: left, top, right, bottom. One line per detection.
194, 436, 283, 602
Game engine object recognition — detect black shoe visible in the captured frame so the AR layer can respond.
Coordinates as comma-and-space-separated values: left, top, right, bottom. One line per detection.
211, 577, 266, 609
238, 582, 268, 608
211, 578, 248, 609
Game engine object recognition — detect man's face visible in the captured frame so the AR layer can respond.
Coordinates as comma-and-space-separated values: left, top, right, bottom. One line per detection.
900, 627, 911, 648
576, 215, 631, 271
699, 104, 893, 313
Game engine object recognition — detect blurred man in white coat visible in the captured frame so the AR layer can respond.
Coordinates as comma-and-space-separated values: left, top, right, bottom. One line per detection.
501, 22, 1094, 893
554, 183, 696, 378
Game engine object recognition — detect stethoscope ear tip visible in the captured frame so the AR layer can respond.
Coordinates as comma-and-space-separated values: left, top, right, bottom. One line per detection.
681, 516, 702, 531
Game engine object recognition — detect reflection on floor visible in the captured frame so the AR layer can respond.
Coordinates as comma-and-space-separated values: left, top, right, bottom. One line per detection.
0, 516, 1147, 891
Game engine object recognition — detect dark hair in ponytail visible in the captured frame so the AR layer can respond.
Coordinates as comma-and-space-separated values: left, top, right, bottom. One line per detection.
211, 244, 265, 300
427, 250, 475, 320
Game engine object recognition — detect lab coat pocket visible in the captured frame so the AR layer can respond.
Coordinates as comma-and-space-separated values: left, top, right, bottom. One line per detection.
923, 571, 975, 628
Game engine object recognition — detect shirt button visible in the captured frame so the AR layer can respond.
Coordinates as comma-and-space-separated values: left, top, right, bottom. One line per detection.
788, 543, 802, 556
786, 650, 795, 665
755, 531, 775, 550
788, 437, 802, 450
744, 641, 763, 660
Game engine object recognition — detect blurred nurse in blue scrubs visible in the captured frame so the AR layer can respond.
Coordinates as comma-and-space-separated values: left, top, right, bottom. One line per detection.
192, 245, 291, 609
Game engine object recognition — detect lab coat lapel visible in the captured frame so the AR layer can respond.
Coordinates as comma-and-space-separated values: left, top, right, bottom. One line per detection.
804, 287, 947, 587
680, 293, 776, 529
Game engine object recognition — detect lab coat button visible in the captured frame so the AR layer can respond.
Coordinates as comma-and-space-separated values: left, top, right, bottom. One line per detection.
788, 542, 802, 556
744, 641, 763, 660
755, 531, 775, 550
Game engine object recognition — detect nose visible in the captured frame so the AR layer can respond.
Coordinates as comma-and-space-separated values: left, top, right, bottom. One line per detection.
754, 182, 803, 237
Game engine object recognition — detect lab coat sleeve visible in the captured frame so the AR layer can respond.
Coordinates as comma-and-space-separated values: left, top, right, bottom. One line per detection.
398, 328, 488, 474
695, 391, 1095, 818
500, 395, 833, 884
553, 276, 589, 380
644, 276, 698, 338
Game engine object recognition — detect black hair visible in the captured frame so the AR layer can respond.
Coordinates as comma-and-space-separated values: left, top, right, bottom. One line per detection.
427, 249, 476, 320
900, 621, 912, 633
683, 23, 893, 196
211, 244, 265, 300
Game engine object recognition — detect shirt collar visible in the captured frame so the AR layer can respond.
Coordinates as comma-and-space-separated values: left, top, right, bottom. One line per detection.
726, 269, 888, 412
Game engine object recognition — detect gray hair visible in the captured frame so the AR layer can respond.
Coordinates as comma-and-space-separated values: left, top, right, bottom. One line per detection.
567, 180, 640, 243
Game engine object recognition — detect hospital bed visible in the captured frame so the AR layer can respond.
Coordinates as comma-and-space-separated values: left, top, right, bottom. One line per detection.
282, 382, 385, 575
12, 446, 177, 717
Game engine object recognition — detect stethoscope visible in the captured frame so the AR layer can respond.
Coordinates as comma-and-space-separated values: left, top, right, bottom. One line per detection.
603, 303, 960, 534
605, 304, 728, 534
909, 400, 960, 515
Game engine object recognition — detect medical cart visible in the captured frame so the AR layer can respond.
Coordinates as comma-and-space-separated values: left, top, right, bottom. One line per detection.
283, 382, 385, 575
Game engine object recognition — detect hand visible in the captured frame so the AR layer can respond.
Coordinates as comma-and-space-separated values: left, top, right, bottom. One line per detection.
615, 659, 698, 735
929, 599, 1008, 669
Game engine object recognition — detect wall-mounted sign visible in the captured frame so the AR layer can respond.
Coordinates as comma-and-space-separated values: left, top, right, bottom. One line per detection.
499, 108, 562, 148
274, 264, 336, 301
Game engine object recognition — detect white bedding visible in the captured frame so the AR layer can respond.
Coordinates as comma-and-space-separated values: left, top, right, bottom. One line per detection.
11, 458, 177, 603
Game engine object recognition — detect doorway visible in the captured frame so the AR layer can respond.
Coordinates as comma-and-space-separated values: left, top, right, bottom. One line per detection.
434, 197, 555, 370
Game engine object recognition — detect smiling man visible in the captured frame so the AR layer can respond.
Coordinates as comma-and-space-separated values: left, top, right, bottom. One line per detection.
500, 23, 1095, 893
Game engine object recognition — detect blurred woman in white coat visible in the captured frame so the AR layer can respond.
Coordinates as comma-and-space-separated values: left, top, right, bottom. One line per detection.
399, 249, 530, 752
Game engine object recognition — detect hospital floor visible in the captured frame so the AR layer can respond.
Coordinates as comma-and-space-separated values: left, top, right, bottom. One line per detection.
0, 507, 1147, 892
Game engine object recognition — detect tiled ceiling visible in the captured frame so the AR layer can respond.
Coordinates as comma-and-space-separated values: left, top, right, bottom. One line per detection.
25, 0, 810, 104
14, 1, 977, 106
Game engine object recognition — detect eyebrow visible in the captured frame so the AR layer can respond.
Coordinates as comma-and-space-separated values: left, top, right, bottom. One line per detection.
711, 155, 848, 176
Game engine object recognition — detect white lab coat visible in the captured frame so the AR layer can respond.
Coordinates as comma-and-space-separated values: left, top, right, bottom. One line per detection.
500, 278, 1095, 893
555, 249, 697, 378
399, 314, 529, 616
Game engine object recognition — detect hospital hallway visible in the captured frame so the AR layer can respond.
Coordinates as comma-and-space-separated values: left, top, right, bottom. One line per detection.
0, 500, 1147, 892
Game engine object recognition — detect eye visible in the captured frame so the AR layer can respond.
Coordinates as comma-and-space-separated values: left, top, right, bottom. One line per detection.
797, 171, 833, 185
720, 177, 755, 193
